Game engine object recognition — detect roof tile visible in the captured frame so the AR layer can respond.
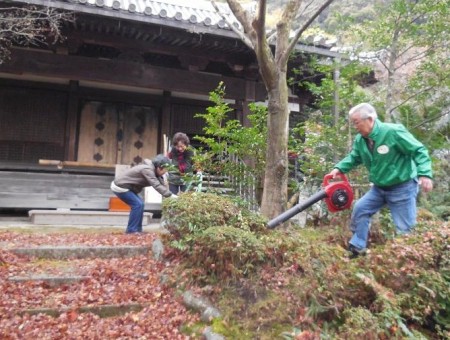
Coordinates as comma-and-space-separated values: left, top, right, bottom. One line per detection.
71, 0, 240, 30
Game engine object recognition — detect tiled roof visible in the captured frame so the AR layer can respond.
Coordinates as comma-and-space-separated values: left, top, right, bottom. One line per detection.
12, 0, 342, 57
89, 0, 240, 26
45, 0, 243, 32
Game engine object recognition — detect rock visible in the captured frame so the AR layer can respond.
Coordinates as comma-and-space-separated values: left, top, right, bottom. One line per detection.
182, 290, 212, 312
201, 306, 222, 322
152, 239, 164, 260
203, 326, 225, 340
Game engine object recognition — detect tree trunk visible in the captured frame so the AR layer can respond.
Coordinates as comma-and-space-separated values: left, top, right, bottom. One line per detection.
260, 80, 290, 218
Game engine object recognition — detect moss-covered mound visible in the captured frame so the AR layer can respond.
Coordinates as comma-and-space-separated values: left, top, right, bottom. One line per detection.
162, 193, 449, 339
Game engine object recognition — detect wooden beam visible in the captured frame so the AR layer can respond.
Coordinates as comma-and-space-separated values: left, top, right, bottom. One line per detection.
39, 159, 116, 169
0, 49, 267, 101
66, 30, 254, 66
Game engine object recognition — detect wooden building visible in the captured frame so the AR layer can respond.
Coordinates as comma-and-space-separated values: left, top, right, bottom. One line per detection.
0, 0, 341, 212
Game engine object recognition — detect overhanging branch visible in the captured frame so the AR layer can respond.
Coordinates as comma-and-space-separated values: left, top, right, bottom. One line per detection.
211, 1, 253, 49
287, 0, 336, 54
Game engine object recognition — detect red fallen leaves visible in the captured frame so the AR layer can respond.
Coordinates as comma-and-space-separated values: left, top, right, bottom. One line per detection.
0, 231, 199, 338
0, 230, 156, 248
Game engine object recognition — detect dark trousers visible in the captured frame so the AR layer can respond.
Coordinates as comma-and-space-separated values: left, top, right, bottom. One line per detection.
169, 183, 186, 195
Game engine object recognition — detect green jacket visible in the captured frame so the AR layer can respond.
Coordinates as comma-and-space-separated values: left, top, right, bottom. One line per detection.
335, 119, 432, 187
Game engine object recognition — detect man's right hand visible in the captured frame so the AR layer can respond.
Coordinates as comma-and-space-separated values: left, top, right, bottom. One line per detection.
328, 168, 342, 179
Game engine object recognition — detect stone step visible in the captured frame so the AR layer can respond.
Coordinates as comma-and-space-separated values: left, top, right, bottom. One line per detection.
18, 303, 143, 318
9, 275, 90, 287
28, 209, 152, 226
10, 245, 151, 260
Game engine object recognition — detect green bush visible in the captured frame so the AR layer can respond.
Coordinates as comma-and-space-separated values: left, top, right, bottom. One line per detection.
162, 193, 302, 282
191, 226, 266, 280
163, 192, 267, 236
162, 191, 449, 337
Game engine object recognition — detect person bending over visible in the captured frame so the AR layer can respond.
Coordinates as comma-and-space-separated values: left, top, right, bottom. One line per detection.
111, 154, 177, 234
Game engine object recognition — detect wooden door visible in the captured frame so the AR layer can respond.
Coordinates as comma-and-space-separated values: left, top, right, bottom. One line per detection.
78, 102, 119, 164
77, 101, 159, 165
121, 105, 159, 165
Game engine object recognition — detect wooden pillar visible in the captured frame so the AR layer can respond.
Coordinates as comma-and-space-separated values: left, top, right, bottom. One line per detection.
65, 80, 79, 161
160, 90, 171, 154
240, 80, 256, 128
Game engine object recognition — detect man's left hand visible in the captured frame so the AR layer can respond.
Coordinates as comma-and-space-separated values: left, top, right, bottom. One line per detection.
418, 176, 433, 192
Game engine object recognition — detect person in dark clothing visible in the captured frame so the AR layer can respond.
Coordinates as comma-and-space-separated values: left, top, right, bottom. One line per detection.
167, 132, 196, 194
111, 154, 177, 234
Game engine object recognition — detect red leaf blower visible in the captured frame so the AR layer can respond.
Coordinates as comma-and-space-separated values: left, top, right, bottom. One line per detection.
267, 174, 354, 229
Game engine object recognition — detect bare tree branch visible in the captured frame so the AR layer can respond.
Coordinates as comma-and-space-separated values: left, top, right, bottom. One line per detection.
376, 55, 390, 71
413, 109, 450, 129
211, 1, 253, 48
390, 85, 437, 113
222, 0, 255, 40
276, 0, 302, 66
393, 47, 433, 71
254, 0, 267, 34
295, 0, 316, 20
287, 0, 335, 55
0, 5, 73, 64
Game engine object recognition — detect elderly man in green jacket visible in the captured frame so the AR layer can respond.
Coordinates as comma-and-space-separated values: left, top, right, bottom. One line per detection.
328, 103, 433, 257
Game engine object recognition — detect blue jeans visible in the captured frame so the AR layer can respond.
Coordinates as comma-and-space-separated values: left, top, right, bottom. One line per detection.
349, 179, 419, 250
114, 191, 144, 233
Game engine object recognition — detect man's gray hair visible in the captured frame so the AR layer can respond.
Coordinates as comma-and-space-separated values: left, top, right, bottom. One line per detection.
349, 103, 378, 119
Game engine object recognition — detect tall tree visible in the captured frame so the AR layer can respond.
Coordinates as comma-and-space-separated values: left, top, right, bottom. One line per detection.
213, 0, 335, 219
346, 0, 449, 122
0, 5, 73, 64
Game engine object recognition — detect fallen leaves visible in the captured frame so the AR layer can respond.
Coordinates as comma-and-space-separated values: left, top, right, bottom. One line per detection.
0, 231, 199, 338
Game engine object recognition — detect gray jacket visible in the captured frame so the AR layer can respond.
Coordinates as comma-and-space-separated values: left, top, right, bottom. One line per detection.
113, 159, 172, 197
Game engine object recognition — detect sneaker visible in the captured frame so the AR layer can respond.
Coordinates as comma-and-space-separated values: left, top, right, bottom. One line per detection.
348, 244, 367, 258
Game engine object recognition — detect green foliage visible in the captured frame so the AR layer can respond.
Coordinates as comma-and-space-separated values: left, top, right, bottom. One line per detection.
163, 192, 267, 235
290, 58, 374, 116
338, 0, 449, 130
289, 60, 374, 175
289, 60, 374, 210
191, 226, 266, 280
164, 192, 450, 338
421, 155, 450, 221
339, 307, 381, 338
193, 82, 267, 184
163, 193, 312, 283
191, 82, 268, 207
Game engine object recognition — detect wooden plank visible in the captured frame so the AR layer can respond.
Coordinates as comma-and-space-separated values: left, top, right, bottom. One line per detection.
39, 159, 116, 168
0, 173, 109, 185
0, 171, 114, 210
0, 161, 115, 175
0, 194, 110, 210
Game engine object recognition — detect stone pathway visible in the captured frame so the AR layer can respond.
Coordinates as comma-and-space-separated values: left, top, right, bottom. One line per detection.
0, 219, 202, 338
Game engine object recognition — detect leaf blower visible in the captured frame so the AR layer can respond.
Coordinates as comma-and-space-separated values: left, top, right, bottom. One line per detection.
267, 174, 354, 229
